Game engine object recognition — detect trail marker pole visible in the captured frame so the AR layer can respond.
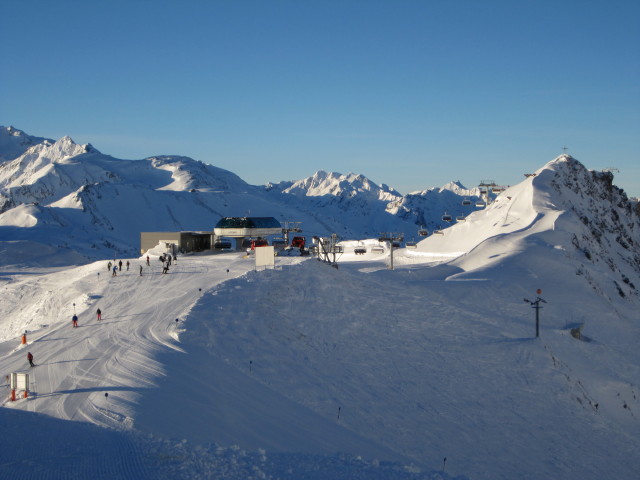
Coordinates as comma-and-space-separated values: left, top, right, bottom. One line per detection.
249, 360, 253, 376
337, 406, 341, 420
443, 457, 447, 472
73, 303, 76, 314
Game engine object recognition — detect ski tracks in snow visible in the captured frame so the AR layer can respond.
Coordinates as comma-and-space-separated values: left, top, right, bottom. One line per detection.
0, 254, 254, 433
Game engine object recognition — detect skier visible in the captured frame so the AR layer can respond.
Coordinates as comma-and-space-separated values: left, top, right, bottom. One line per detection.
173, 254, 177, 264
96, 308, 102, 321
112, 265, 117, 276
118, 260, 123, 271
139, 265, 143, 276
72, 314, 78, 328
146, 255, 150, 266
27, 351, 34, 367
126, 260, 130, 271
107, 261, 112, 271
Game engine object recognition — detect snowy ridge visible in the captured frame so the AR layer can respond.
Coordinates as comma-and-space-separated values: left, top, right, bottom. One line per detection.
268, 169, 401, 202
0, 126, 53, 162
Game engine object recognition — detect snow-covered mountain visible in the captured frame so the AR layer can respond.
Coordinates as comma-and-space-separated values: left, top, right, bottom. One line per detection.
1, 148, 639, 479
389, 181, 481, 232
0, 127, 480, 265
409, 154, 640, 305
0, 125, 53, 162
265, 171, 482, 240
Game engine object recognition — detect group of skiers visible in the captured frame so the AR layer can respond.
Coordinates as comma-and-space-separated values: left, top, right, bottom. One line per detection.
26, 253, 180, 369
28, 307, 104, 367
159, 254, 177, 274
106, 254, 176, 277
107, 260, 132, 276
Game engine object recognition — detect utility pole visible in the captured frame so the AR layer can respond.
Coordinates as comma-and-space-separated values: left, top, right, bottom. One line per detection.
524, 289, 547, 338
315, 234, 343, 267
378, 232, 404, 270
281, 221, 302, 246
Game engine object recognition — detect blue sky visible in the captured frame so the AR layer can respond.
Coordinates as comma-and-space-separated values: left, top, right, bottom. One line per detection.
2, 0, 639, 195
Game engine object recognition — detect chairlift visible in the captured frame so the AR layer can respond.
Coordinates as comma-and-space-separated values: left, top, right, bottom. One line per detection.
418, 227, 429, 237
475, 200, 486, 208
371, 246, 384, 254
405, 241, 417, 249
434, 229, 444, 235
462, 197, 471, 206
442, 212, 452, 222
456, 215, 466, 223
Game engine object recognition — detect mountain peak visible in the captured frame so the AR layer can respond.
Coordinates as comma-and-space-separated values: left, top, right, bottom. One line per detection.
0, 126, 54, 161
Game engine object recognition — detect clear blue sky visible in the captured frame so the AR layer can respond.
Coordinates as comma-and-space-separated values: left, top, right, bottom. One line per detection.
2, 0, 639, 195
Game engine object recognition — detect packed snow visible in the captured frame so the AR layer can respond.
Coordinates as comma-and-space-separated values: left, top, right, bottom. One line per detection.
1, 129, 639, 479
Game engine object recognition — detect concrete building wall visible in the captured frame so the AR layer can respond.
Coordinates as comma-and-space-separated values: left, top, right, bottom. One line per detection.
140, 232, 212, 254
140, 232, 181, 254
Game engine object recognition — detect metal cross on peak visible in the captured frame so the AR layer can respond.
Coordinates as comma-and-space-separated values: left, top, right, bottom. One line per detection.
562, 146, 569, 154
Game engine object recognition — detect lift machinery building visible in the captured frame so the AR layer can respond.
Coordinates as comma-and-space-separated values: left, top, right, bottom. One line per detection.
140, 217, 282, 254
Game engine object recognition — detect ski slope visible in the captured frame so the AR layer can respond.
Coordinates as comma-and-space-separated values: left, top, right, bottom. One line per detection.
1, 247, 639, 479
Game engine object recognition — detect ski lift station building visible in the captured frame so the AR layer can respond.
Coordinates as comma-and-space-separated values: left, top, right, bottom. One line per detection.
140, 217, 283, 254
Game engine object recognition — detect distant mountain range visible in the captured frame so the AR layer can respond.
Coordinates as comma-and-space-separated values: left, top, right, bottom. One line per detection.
1, 125, 638, 270
0, 126, 482, 264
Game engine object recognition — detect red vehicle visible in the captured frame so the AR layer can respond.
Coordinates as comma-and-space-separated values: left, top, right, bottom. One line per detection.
250, 239, 268, 250
291, 236, 306, 249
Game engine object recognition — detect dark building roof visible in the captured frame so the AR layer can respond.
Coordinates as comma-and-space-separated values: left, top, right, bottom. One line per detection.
215, 217, 281, 229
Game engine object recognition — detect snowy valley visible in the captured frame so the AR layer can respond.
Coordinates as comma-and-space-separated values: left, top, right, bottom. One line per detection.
1, 126, 639, 479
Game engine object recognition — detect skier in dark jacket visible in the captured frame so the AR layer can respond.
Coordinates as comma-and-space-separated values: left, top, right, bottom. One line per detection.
96, 308, 102, 321
118, 260, 123, 271
72, 314, 78, 328
27, 352, 34, 367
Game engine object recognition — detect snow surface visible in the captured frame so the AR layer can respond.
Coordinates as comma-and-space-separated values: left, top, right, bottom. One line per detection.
1, 131, 639, 479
